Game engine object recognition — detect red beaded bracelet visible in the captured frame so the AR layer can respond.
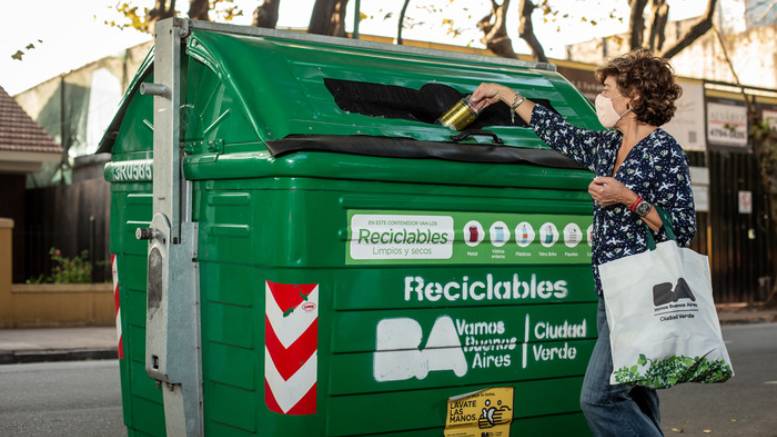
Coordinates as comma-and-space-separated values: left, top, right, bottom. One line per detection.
628, 195, 643, 212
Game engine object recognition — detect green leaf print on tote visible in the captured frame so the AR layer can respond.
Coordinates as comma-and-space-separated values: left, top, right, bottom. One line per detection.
613, 354, 733, 389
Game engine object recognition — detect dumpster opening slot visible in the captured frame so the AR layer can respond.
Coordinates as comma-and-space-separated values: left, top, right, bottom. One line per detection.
323, 78, 558, 129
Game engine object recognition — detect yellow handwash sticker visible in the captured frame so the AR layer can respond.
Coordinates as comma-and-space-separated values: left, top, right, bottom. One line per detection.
444, 387, 514, 437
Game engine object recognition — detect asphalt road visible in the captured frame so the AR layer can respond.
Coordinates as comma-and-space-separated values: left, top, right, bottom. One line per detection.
0, 323, 774, 437
660, 322, 777, 437
0, 360, 125, 437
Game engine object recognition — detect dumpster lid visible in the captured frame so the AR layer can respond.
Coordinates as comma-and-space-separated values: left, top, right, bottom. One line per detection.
98, 48, 154, 154
99, 20, 597, 170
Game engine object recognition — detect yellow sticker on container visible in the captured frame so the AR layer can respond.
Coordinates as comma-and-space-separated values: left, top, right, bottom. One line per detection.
444, 387, 514, 437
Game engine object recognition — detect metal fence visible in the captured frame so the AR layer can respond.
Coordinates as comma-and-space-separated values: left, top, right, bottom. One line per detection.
707, 149, 773, 302
687, 148, 774, 303
24, 178, 111, 283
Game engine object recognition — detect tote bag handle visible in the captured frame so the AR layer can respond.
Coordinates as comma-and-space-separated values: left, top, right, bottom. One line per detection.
645, 207, 677, 250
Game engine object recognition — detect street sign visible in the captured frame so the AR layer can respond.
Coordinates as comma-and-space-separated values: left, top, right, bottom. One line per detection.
738, 190, 753, 214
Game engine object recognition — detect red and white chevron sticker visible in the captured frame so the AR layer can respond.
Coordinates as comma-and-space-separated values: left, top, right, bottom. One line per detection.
110, 254, 124, 359
264, 280, 318, 415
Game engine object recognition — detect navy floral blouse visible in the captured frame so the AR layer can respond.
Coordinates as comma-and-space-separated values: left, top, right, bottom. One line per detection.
529, 104, 696, 294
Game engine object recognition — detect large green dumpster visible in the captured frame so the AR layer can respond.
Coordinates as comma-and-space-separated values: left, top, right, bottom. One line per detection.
102, 18, 601, 437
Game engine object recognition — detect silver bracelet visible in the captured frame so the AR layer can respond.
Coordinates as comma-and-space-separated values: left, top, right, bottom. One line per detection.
510, 93, 526, 125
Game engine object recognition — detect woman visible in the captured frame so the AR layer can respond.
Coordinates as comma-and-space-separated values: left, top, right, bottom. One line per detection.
469, 49, 695, 437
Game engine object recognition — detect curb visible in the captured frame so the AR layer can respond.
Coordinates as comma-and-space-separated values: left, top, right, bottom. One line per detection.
0, 348, 117, 365
719, 315, 777, 326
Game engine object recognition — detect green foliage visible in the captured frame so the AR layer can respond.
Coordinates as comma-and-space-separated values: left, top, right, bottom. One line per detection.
211, 0, 242, 22
104, 0, 243, 33
613, 354, 733, 389
51, 248, 92, 283
26, 248, 92, 284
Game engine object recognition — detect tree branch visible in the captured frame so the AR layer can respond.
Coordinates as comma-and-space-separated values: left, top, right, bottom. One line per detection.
518, 0, 548, 62
477, 2, 495, 36
628, 0, 649, 50
647, 0, 669, 51
479, 0, 517, 58
397, 0, 411, 45
661, 0, 718, 59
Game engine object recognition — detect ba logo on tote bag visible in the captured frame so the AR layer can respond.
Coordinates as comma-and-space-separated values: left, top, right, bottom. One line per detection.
599, 208, 733, 389
653, 278, 695, 306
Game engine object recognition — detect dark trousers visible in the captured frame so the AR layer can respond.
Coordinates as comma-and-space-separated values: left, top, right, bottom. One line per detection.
580, 298, 663, 437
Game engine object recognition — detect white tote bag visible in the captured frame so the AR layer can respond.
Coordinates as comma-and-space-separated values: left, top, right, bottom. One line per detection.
599, 209, 733, 389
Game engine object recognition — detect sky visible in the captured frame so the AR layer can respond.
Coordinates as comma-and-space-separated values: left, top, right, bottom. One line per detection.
0, 0, 712, 96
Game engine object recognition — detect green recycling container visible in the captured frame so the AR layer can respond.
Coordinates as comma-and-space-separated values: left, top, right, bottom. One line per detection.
102, 19, 601, 437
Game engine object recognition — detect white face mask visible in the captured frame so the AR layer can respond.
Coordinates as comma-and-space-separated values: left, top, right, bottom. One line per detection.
595, 93, 630, 128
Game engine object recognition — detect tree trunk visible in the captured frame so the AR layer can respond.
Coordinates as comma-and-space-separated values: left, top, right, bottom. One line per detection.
188, 0, 210, 20
308, 0, 336, 34
308, 0, 349, 36
647, 0, 670, 51
628, 0, 649, 50
253, 0, 281, 28
148, 0, 176, 23
332, 0, 348, 36
518, 0, 548, 62
478, 0, 517, 58
661, 0, 718, 59
397, 0, 411, 45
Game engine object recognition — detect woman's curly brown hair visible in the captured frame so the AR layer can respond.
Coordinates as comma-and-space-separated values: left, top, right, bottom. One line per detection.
595, 49, 682, 126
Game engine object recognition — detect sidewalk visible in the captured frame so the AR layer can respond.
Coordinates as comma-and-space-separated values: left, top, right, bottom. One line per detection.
716, 302, 777, 325
0, 327, 117, 364
1, 304, 775, 365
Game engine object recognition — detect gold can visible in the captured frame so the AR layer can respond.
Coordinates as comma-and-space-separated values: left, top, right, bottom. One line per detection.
438, 95, 479, 130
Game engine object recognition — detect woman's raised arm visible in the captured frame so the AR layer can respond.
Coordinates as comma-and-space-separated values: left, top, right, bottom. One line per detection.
470, 83, 615, 172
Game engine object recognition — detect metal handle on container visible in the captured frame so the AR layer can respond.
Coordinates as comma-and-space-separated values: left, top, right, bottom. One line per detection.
136, 227, 162, 241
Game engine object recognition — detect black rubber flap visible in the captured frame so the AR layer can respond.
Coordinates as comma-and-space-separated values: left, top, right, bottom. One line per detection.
266, 135, 584, 170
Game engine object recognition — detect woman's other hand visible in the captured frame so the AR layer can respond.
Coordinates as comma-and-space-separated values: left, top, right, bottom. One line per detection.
470, 83, 513, 112
588, 176, 632, 207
